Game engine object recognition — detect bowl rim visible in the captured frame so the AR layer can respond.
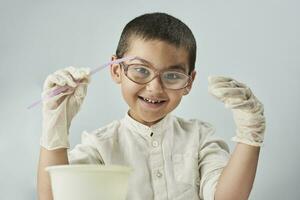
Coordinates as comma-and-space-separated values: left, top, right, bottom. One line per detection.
45, 164, 132, 173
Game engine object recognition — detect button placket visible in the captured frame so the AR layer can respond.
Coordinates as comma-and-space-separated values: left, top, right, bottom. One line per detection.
148, 132, 167, 199
156, 170, 163, 178
152, 140, 159, 148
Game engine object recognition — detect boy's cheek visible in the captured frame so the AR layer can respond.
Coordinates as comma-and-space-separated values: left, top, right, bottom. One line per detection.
121, 81, 139, 97
169, 89, 186, 98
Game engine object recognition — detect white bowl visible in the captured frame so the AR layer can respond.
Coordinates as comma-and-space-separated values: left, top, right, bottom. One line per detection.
46, 164, 132, 200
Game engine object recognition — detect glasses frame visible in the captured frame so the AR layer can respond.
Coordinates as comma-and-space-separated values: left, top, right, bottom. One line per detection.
119, 61, 193, 90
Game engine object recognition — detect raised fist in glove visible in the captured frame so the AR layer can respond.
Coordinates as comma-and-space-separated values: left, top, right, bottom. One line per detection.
40, 66, 91, 150
208, 76, 266, 147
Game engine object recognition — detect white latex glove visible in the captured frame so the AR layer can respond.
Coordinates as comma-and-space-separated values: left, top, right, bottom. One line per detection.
208, 76, 266, 147
40, 66, 91, 150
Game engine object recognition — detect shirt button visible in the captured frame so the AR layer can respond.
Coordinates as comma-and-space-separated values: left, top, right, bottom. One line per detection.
156, 171, 162, 178
152, 140, 159, 147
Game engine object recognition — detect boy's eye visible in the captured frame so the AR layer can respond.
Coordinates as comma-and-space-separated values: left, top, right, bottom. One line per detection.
132, 66, 151, 76
163, 72, 184, 80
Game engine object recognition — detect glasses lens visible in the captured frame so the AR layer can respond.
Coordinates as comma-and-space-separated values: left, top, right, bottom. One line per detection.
124, 63, 190, 90
162, 71, 189, 89
127, 64, 154, 83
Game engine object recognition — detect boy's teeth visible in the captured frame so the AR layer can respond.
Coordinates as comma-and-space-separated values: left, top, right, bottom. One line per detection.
142, 97, 162, 103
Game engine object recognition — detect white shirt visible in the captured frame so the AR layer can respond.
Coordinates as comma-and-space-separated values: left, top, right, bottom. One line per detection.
68, 113, 230, 200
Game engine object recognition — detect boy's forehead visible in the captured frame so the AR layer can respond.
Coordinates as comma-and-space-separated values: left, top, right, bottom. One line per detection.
126, 38, 190, 72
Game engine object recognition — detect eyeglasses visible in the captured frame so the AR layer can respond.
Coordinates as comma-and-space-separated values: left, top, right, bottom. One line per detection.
120, 61, 192, 90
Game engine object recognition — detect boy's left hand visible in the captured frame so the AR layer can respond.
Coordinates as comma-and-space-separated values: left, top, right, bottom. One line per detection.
208, 76, 266, 147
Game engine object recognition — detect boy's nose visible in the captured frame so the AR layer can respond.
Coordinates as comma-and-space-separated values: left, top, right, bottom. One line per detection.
145, 76, 164, 93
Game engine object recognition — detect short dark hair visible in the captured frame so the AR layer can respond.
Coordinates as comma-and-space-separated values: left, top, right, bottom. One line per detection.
115, 12, 197, 73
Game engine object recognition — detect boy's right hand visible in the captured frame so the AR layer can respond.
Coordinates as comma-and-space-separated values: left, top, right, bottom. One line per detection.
40, 66, 91, 150
208, 76, 265, 147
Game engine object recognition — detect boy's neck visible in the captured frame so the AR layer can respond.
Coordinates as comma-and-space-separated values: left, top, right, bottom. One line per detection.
128, 110, 166, 127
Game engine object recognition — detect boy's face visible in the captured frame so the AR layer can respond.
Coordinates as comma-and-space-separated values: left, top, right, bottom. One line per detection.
111, 38, 196, 126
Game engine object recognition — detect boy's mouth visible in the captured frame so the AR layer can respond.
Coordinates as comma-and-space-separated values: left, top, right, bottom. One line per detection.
138, 96, 167, 104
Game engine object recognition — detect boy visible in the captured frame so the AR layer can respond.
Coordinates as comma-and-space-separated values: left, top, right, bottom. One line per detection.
38, 13, 265, 200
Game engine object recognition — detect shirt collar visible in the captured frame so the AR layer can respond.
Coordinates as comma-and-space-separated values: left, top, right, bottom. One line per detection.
123, 111, 172, 138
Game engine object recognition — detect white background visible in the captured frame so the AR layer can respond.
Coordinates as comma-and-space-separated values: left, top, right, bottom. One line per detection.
0, 0, 299, 199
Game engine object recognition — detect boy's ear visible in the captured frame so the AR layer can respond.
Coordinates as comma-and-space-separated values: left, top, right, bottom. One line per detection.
183, 70, 196, 96
110, 55, 122, 84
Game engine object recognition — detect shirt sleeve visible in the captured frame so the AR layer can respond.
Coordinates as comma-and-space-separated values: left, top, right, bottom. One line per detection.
198, 121, 230, 200
68, 131, 104, 165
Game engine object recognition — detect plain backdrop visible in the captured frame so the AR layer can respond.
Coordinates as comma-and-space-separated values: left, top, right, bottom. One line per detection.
1, 0, 299, 199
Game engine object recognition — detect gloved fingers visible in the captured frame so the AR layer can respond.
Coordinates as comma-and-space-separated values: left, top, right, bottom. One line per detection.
42, 90, 71, 109
43, 69, 77, 91
43, 67, 90, 90
209, 76, 266, 146
42, 84, 73, 98
209, 81, 236, 89
73, 84, 88, 101
55, 70, 78, 88
209, 80, 248, 90
208, 76, 233, 85
224, 98, 245, 108
43, 73, 67, 91
231, 80, 248, 88
222, 90, 261, 110
233, 96, 264, 113
77, 68, 91, 84
225, 97, 257, 110
208, 75, 249, 88
66, 84, 87, 113
64, 66, 91, 84
209, 87, 250, 102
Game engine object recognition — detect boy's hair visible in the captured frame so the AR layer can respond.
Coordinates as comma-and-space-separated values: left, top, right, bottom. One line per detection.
116, 12, 197, 74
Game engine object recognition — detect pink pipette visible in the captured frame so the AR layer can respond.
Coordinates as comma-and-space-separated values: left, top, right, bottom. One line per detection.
27, 56, 135, 109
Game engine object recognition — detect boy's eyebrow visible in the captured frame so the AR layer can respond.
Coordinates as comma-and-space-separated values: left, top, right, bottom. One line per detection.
167, 64, 188, 72
130, 57, 152, 65
131, 56, 188, 72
